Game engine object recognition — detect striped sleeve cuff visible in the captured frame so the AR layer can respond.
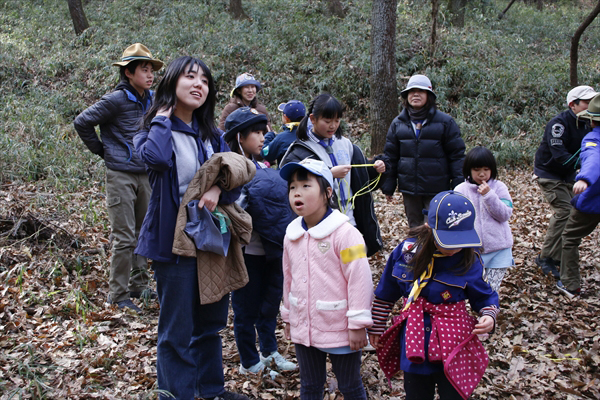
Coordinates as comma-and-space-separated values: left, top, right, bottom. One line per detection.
367, 297, 395, 335
480, 305, 499, 332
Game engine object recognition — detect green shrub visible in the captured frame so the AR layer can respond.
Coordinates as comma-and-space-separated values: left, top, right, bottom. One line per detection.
1, 0, 599, 185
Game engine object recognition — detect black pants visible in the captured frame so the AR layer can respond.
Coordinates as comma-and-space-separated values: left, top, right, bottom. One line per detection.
404, 371, 463, 400
295, 344, 366, 400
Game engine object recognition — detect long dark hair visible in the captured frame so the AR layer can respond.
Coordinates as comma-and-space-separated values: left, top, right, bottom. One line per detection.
143, 56, 218, 141
406, 225, 475, 279
296, 93, 344, 140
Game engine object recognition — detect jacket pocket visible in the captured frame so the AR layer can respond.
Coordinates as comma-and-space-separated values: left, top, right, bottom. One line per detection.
314, 299, 348, 332
288, 293, 299, 327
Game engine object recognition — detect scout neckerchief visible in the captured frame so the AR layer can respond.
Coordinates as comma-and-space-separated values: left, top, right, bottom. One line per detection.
402, 253, 444, 311
307, 130, 349, 209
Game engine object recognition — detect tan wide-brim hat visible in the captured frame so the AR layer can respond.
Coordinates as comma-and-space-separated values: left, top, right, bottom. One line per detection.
112, 43, 163, 71
576, 93, 600, 122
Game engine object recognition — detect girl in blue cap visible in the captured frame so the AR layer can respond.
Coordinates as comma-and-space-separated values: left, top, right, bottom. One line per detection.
368, 191, 499, 400
223, 107, 298, 375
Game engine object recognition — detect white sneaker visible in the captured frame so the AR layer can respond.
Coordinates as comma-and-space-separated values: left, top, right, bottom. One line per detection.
260, 351, 298, 371
239, 361, 265, 375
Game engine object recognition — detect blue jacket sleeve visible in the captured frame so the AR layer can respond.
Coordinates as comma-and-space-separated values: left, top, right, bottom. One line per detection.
576, 134, 600, 187
134, 116, 174, 172
374, 244, 406, 303
465, 255, 499, 312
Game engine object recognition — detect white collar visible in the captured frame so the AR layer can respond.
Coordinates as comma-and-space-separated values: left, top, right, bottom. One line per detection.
286, 209, 349, 240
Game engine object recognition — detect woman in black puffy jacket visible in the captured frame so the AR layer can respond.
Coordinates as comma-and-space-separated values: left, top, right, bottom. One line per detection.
381, 74, 466, 228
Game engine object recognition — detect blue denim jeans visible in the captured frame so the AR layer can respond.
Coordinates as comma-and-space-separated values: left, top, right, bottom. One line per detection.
295, 344, 366, 400
153, 257, 229, 400
231, 253, 283, 368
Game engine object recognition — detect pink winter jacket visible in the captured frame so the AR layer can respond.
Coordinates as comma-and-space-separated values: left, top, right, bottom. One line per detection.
454, 179, 513, 254
281, 210, 374, 348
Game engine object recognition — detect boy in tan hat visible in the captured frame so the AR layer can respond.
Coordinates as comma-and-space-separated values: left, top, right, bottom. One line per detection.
74, 43, 163, 312
533, 85, 597, 279
557, 93, 600, 298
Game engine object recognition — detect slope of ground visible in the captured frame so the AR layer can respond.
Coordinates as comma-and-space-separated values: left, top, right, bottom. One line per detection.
0, 168, 599, 399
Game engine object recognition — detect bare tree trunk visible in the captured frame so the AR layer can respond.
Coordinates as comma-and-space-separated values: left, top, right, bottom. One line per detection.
67, 0, 89, 35
570, 0, 600, 86
326, 0, 346, 18
498, 0, 517, 20
229, 0, 249, 20
431, 0, 440, 56
448, 0, 467, 27
369, 0, 398, 155
537, 0, 543, 11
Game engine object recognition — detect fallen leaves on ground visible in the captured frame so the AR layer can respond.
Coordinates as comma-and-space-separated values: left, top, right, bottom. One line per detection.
0, 169, 598, 399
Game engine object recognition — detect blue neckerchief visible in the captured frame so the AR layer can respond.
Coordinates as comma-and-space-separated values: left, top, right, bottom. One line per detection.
302, 207, 333, 231
307, 129, 347, 206
170, 115, 208, 164
412, 119, 424, 138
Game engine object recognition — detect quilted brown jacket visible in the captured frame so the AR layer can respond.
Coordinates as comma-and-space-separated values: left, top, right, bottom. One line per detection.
172, 152, 256, 304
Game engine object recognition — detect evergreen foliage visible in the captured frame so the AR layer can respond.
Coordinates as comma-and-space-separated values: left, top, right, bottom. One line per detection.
1, 0, 599, 184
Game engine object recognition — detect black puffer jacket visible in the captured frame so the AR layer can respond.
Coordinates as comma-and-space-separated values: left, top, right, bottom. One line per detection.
381, 107, 465, 196
74, 83, 152, 173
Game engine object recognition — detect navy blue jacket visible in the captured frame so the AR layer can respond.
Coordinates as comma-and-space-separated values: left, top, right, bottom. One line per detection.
133, 115, 240, 262
572, 126, 600, 214
261, 125, 298, 165
242, 167, 296, 259
534, 109, 591, 182
382, 107, 465, 196
374, 239, 498, 374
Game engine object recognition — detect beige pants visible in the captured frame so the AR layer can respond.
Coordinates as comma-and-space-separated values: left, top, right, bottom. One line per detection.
537, 178, 574, 262
105, 169, 151, 303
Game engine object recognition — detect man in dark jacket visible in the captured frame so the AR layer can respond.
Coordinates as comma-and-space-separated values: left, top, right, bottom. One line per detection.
557, 93, 600, 298
73, 44, 163, 312
382, 75, 465, 228
533, 85, 597, 279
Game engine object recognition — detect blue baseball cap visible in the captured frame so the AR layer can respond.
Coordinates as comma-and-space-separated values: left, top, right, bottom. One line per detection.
428, 191, 481, 249
278, 100, 306, 121
279, 158, 334, 188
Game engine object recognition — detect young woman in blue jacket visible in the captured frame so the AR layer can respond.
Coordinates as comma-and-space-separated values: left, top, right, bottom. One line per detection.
134, 56, 247, 400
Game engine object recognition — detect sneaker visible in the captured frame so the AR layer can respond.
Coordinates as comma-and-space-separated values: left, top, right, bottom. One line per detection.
207, 391, 250, 400
535, 255, 560, 279
130, 288, 158, 300
260, 351, 297, 371
115, 299, 142, 313
556, 281, 580, 299
239, 361, 265, 375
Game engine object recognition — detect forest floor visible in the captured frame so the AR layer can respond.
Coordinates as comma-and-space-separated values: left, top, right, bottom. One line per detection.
0, 168, 599, 399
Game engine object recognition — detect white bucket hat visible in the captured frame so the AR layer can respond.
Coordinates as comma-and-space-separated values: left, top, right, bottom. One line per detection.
401, 74, 436, 99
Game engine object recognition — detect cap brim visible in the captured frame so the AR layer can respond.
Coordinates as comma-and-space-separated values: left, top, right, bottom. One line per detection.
400, 85, 436, 98
223, 114, 268, 142
432, 229, 481, 249
278, 103, 286, 112
112, 58, 163, 70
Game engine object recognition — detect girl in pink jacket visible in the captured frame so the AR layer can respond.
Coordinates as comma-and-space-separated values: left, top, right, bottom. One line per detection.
454, 146, 514, 292
279, 159, 373, 400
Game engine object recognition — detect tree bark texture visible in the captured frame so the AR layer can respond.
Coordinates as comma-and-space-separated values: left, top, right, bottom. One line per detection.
369, 0, 398, 155
448, 0, 467, 27
430, 0, 440, 55
67, 0, 89, 35
570, 0, 600, 86
229, 0, 249, 20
